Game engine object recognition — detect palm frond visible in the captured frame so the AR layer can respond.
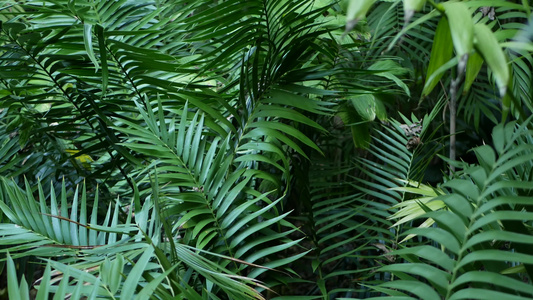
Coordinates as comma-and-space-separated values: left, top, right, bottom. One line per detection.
367, 118, 533, 299
291, 97, 445, 298
113, 97, 304, 291
0, 0, 171, 192
0, 174, 268, 299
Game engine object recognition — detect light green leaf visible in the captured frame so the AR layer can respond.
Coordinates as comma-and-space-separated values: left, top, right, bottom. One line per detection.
474, 23, 510, 97
346, 0, 377, 31
403, 0, 427, 23
443, 2, 474, 71
34, 264, 51, 300
379, 280, 440, 300
369, 60, 411, 96
378, 263, 450, 291
449, 288, 531, 300
135, 265, 178, 300
121, 246, 154, 299
351, 94, 377, 121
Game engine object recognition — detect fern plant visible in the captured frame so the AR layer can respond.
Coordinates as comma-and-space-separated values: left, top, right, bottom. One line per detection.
0, 175, 267, 299
2, 0, 532, 298
365, 118, 533, 299
0, 0, 359, 297
289, 98, 445, 299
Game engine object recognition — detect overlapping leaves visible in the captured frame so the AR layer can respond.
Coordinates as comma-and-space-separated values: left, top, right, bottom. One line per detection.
114, 98, 305, 285
0, 175, 267, 299
368, 119, 533, 299
296, 101, 444, 298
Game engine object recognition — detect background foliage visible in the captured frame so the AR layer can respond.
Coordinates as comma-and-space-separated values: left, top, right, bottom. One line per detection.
0, 0, 532, 299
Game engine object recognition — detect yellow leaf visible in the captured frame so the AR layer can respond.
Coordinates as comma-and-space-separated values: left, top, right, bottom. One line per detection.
65, 149, 94, 168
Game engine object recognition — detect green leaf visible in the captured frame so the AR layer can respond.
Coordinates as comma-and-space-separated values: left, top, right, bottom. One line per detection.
83, 24, 99, 71
350, 121, 371, 149
34, 264, 51, 300
378, 263, 450, 291
463, 51, 484, 94
473, 23, 510, 97
351, 94, 377, 121
96, 25, 108, 93
368, 60, 411, 96
443, 2, 474, 71
449, 288, 531, 300
422, 16, 454, 97
379, 280, 439, 300
121, 245, 154, 299
346, 0, 377, 31
7, 252, 22, 300
134, 265, 178, 300
403, 0, 427, 24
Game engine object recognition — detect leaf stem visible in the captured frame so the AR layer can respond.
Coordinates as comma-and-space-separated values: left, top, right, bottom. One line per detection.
426, 0, 445, 13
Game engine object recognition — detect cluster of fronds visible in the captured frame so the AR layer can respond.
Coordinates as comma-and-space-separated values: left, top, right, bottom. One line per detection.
1, 0, 532, 299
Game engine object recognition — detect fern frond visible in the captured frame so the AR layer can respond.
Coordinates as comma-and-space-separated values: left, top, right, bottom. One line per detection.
0, 175, 267, 299
368, 118, 533, 299
113, 96, 303, 293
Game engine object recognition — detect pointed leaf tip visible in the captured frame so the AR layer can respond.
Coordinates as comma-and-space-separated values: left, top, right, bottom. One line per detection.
403, 0, 427, 24
83, 24, 99, 72
473, 23, 509, 97
346, 0, 376, 32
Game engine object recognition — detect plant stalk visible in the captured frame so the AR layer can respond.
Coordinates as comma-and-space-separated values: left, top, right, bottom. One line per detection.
449, 79, 457, 174
449, 55, 467, 175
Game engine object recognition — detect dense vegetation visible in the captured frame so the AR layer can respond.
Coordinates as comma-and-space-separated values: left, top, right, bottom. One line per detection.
0, 0, 532, 299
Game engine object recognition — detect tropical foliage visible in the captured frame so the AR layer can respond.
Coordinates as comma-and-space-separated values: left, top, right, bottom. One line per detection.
0, 0, 532, 299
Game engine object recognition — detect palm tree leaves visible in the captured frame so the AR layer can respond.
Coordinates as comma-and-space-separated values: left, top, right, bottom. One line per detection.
180, 0, 329, 74
0, 0, 338, 192
296, 100, 444, 298
0, 174, 269, 299
1, 0, 531, 298
113, 97, 303, 286
368, 118, 533, 299
0, 177, 128, 258
170, 0, 337, 179
1, 0, 343, 297
6, 254, 99, 300
305, 161, 371, 298
0, 0, 193, 189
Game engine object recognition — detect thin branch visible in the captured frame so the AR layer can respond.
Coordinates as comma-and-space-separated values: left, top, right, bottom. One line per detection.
449, 55, 467, 175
